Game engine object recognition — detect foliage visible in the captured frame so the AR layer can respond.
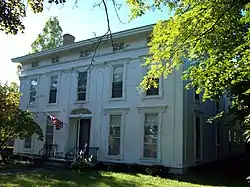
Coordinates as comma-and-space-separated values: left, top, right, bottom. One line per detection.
0, 82, 43, 151
0, 0, 65, 35
31, 17, 63, 53
70, 150, 95, 171
127, 0, 250, 139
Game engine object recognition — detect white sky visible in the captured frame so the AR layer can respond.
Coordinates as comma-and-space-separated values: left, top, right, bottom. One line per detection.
0, 1, 169, 84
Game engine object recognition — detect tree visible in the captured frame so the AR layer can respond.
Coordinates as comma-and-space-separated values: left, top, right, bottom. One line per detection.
31, 17, 63, 53
127, 0, 250, 140
0, 82, 43, 152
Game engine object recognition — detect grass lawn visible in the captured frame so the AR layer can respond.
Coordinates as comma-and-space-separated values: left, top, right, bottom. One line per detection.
0, 170, 249, 187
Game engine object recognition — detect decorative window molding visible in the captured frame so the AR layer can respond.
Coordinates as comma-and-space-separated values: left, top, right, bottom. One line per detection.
113, 42, 125, 52
51, 56, 59, 63
146, 35, 152, 43
79, 49, 92, 58
194, 116, 202, 162
31, 61, 39, 68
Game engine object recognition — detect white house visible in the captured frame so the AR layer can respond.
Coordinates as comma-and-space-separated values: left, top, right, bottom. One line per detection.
11, 24, 244, 173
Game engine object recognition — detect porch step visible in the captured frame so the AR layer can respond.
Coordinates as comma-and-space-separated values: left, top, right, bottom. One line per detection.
43, 158, 68, 169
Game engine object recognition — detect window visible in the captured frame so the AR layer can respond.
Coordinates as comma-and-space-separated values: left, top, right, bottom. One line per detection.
195, 116, 202, 161
145, 67, 159, 96
77, 72, 87, 101
45, 116, 54, 145
143, 114, 159, 159
194, 87, 200, 101
108, 115, 121, 156
51, 56, 59, 63
24, 137, 32, 149
29, 79, 38, 104
49, 75, 58, 103
215, 100, 220, 111
112, 65, 123, 98
31, 61, 39, 68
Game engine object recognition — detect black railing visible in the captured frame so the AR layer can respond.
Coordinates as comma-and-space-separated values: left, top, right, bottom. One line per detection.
65, 146, 80, 162
38, 144, 58, 159
65, 144, 99, 163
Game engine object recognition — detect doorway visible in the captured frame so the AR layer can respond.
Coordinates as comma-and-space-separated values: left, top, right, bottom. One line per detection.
78, 119, 91, 155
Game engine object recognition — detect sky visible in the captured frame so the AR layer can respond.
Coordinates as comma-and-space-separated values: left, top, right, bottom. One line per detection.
0, 0, 170, 84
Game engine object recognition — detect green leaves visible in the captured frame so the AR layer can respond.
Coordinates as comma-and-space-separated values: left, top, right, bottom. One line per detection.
128, 0, 250, 139
31, 16, 63, 53
0, 0, 65, 35
0, 82, 43, 150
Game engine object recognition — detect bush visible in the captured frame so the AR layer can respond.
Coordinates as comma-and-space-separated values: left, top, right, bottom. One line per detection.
70, 150, 95, 172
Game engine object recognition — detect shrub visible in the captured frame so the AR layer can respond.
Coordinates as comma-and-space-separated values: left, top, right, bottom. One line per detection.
70, 150, 95, 172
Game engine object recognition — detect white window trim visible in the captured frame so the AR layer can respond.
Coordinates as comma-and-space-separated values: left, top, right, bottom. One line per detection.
76, 70, 89, 103
28, 76, 39, 106
108, 61, 127, 102
141, 64, 163, 100
194, 116, 203, 162
137, 106, 165, 162
104, 108, 129, 160
47, 74, 60, 106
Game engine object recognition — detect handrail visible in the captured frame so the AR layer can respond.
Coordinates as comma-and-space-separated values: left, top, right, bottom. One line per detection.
38, 144, 58, 158
65, 146, 79, 161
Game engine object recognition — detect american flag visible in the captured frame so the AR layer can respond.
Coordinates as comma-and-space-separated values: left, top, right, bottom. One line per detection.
47, 113, 63, 129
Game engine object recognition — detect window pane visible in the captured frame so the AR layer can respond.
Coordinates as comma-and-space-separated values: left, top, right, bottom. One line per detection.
195, 87, 200, 100
196, 117, 201, 138
77, 86, 86, 92
24, 137, 31, 148
78, 93, 86, 101
144, 135, 157, 144
29, 92, 36, 104
145, 114, 158, 126
110, 115, 121, 127
113, 66, 123, 82
109, 126, 120, 137
146, 79, 159, 96
143, 144, 157, 158
30, 79, 38, 91
143, 114, 158, 159
51, 76, 58, 90
78, 72, 87, 87
108, 137, 120, 155
112, 82, 122, 98
108, 115, 121, 156
49, 90, 57, 103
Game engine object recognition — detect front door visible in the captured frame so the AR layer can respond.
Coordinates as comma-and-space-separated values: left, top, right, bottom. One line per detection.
79, 119, 91, 155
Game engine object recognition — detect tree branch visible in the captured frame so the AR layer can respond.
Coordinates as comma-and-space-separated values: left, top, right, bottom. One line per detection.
193, 0, 235, 47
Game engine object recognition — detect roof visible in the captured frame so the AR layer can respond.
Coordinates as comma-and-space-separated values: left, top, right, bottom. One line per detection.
11, 24, 154, 63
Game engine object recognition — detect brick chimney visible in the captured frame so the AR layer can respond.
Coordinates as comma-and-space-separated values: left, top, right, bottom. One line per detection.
63, 34, 75, 46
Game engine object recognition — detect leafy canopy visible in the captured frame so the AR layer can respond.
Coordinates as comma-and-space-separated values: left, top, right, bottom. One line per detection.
31, 16, 63, 53
0, 82, 43, 150
0, 0, 65, 35
127, 0, 250, 139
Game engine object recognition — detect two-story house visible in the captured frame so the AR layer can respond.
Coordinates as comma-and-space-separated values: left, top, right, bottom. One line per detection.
11, 24, 244, 173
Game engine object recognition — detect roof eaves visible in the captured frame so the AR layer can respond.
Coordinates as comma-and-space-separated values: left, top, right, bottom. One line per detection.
11, 24, 154, 63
